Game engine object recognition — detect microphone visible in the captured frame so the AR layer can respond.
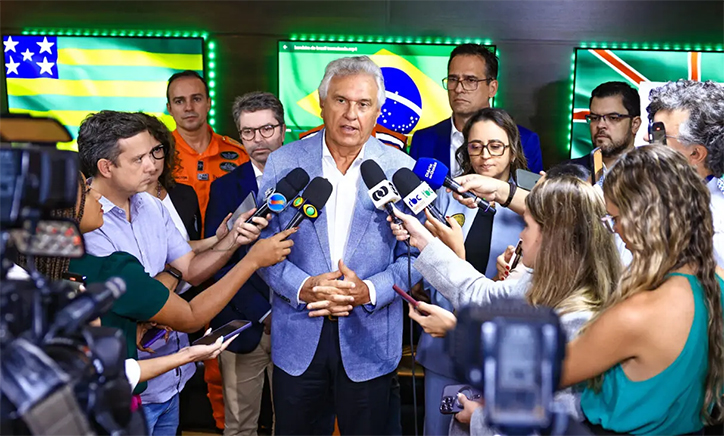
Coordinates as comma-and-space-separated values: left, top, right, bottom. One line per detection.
392, 168, 451, 227
361, 160, 403, 225
413, 157, 495, 215
245, 168, 310, 223
282, 177, 333, 230
47, 277, 126, 337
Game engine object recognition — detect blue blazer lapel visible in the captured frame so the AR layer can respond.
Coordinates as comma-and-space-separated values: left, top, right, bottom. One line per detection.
434, 118, 453, 168
343, 136, 380, 262
300, 132, 332, 271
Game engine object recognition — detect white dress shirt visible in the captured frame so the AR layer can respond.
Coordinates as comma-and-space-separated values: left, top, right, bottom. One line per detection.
296, 133, 377, 305
449, 118, 464, 177
252, 161, 263, 188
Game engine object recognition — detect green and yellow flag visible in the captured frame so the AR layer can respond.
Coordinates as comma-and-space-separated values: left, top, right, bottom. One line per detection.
3, 35, 204, 149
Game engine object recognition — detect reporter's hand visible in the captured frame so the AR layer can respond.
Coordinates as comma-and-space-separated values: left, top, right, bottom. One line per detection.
408, 301, 457, 338
216, 213, 232, 241
495, 245, 515, 281
181, 329, 239, 362
387, 207, 435, 251
423, 209, 465, 259
450, 174, 508, 208
136, 322, 154, 353
455, 393, 484, 424
247, 228, 297, 268
230, 208, 271, 246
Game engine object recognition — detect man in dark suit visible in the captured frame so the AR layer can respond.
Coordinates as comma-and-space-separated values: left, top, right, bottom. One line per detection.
205, 92, 285, 436
409, 44, 543, 174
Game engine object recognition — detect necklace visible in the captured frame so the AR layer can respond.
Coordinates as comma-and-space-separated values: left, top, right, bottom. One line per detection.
156, 183, 162, 199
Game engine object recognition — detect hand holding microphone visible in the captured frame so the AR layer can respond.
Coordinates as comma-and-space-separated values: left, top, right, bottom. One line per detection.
413, 158, 495, 215
387, 207, 435, 251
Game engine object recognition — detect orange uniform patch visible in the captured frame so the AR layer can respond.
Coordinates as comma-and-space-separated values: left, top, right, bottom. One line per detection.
173, 126, 249, 224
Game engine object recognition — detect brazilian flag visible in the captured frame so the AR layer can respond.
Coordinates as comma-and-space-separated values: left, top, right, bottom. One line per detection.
3, 35, 205, 150
570, 48, 724, 158
278, 41, 494, 143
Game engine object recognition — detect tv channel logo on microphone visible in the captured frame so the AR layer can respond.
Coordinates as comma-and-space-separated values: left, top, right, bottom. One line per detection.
403, 183, 437, 214
267, 192, 287, 213
292, 196, 305, 209
303, 204, 319, 220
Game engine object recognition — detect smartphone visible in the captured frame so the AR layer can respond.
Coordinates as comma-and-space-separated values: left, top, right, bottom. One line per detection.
590, 147, 604, 184
516, 169, 542, 191
62, 272, 86, 293
141, 327, 166, 349
649, 121, 667, 145
393, 284, 420, 308
192, 320, 251, 346
227, 191, 257, 231
508, 239, 523, 270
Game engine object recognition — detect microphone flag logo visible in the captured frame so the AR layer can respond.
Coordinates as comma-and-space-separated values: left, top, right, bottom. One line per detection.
267, 193, 287, 213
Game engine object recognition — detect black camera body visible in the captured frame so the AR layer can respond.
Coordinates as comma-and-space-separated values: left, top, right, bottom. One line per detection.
447, 300, 589, 436
0, 115, 144, 435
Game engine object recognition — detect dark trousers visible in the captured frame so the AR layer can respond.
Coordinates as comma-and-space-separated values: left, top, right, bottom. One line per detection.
273, 318, 396, 435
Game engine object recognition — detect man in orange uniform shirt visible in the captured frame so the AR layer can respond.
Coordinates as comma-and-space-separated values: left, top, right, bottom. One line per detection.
166, 70, 245, 431
167, 70, 249, 224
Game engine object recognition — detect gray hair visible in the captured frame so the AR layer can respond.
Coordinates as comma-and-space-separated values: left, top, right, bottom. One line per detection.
647, 80, 724, 177
317, 56, 386, 108
231, 91, 285, 132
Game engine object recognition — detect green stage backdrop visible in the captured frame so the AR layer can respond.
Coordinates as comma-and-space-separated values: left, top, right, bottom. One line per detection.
570, 48, 724, 158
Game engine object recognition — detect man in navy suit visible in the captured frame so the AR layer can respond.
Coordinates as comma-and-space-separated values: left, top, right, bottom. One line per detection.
409, 44, 543, 174
205, 92, 285, 436
258, 56, 420, 435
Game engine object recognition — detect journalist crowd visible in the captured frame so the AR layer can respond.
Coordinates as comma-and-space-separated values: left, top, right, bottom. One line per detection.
7, 43, 724, 436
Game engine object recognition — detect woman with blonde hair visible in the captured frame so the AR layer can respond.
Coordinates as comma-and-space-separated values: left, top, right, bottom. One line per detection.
390, 174, 621, 430
560, 145, 724, 435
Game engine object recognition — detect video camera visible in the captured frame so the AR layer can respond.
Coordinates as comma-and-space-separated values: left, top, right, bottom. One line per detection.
447, 300, 591, 436
0, 114, 145, 435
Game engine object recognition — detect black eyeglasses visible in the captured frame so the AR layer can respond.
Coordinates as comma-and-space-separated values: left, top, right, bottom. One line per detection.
442, 76, 494, 91
150, 144, 166, 160
467, 140, 509, 157
240, 124, 281, 141
585, 113, 633, 124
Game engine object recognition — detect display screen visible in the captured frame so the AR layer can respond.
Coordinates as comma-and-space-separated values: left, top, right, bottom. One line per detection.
278, 40, 496, 144
3, 34, 205, 150
570, 48, 724, 158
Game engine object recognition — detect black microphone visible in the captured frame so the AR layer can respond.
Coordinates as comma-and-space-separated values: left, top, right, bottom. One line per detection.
361, 160, 403, 225
413, 157, 495, 215
245, 168, 310, 223
46, 277, 126, 337
282, 177, 333, 230
392, 168, 451, 227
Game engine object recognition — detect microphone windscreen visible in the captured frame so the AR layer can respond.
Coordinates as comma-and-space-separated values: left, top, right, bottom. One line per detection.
302, 177, 334, 209
285, 168, 310, 192
361, 160, 387, 189
413, 157, 449, 190
392, 168, 424, 198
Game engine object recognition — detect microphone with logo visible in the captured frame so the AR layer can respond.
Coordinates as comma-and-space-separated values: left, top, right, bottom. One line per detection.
282, 177, 333, 231
245, 168, 310, 224
361, 160, 403, 225
413, 157, 495, 215
392, 168, 451, 227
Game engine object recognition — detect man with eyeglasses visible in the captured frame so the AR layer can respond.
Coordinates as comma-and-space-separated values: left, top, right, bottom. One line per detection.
166, 70, 250, 227
566, 81, 642, 181
78, 110, 268, 435
647, 80, 724, 268
205, 92, 286, 436
409, 43, 543, 174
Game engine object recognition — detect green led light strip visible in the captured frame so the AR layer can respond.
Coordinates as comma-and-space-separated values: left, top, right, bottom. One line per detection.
289, 34, 493, 46
20, 28, 217, 127
567, 42, 724, 154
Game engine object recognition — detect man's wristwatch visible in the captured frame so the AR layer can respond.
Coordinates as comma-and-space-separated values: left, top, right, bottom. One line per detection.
163, 266, 183, 281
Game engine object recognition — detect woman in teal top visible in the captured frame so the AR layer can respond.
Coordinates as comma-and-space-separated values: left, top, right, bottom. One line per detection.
559, 146, 724, 435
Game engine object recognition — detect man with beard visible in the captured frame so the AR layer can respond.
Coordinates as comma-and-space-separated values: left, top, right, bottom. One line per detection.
567, 81, 642, 181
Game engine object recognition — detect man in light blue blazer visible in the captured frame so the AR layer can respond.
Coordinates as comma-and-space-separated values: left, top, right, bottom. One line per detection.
257, 55, 420, 435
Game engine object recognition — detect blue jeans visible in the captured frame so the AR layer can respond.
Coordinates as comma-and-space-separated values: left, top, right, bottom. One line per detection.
142, 393, 180, 436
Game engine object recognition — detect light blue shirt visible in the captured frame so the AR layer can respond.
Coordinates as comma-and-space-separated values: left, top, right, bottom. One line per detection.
83, 191, 195, 404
